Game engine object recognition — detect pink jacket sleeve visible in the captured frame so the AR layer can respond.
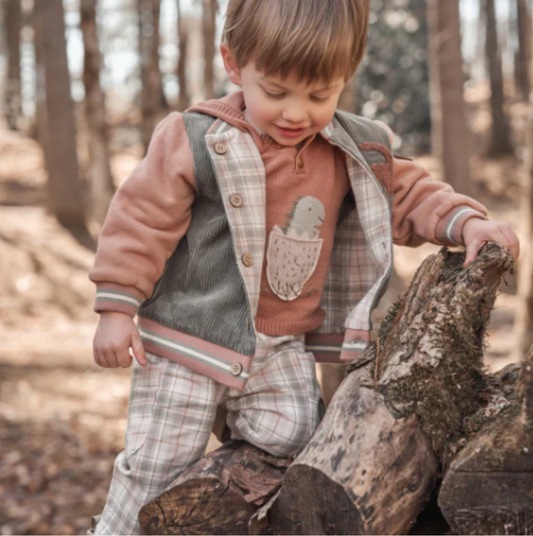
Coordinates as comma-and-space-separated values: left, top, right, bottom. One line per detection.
391, 156, 488, 248
88, 112, 196, 317
373, 121, 488, 247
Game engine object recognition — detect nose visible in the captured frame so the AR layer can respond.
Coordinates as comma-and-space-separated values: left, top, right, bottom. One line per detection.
282, 102, 308, 125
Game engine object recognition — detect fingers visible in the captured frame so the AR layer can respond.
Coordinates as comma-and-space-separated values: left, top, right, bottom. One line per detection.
116, 347, 133, 368
131, 330, 147, 367
500, 227, 520, 261
463, 239, 486, 267
94, 349, 111, 368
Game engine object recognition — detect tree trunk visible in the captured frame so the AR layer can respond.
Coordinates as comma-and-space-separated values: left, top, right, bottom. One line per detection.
138, 0, 164, 152
514, 86, 533, 355
439, 350, 533, 534
515, 0, 531, 102
176, 0, 190, 111
4, 0, 22, 131
36, 0, 86, 229
32, 1, 51, 179
428, 0, 471, 195
202, 0, 217, 101
139, 441, 289, 535
249, 244, 513, 535
484, 0, 514, 156
80, 0, 115, 227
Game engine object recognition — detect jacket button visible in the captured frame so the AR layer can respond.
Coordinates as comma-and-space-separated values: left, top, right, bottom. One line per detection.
230, 194, 243, 207
214, 142, 227, 155
231, 362, 243, 376
242, 253, 253, 267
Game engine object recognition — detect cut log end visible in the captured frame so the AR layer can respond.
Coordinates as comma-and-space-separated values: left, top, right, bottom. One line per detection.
250, 465, 363, 535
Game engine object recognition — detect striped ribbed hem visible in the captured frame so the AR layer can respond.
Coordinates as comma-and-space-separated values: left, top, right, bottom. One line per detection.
137, 318, 252, 390
340, 328, 371, 362
305, 333, 344, 363
94, 284, 143, 317
436, 206, 487, 246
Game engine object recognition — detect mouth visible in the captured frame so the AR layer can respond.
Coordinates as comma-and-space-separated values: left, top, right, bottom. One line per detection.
275, 125, 308, 139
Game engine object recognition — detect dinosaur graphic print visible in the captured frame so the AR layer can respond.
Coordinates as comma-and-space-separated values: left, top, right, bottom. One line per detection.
266, 195, 325, 301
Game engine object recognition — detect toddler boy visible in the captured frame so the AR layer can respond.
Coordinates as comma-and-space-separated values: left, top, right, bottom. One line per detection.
88, 0, 519, 533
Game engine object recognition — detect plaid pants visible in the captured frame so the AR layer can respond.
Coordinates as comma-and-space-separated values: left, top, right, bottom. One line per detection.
89, 333, 322, 535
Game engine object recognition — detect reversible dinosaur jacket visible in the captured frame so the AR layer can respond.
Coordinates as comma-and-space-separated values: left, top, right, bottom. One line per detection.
88, 91, 487, 390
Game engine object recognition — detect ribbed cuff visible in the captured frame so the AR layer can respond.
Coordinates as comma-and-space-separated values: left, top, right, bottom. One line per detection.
94, 283, 144, 317
435, 205, 487, 246
339, 328, 371, 362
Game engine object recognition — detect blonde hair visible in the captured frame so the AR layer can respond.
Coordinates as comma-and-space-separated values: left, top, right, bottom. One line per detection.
222, 0, 370, 84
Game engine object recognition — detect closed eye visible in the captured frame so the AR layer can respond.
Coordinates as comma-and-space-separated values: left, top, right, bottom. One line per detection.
265, 90, 285, 100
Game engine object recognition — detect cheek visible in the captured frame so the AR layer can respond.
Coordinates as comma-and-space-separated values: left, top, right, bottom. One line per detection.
312, 106, 337, 128
248, 99, 278, 126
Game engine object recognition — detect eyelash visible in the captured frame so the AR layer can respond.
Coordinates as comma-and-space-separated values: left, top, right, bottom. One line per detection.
264, 91, 328, 103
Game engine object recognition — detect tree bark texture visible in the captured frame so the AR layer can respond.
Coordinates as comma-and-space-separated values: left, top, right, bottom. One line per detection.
139, 441, 289, 535
176, 0, 190, 111
515, 63, 533, 355
427, 0, 471, 195
202, 0, 217, 101
515, 0, 531, 101
32, 1, 51, 180
138, 0, 164, 152
439, 349, 533, 535
36, 0, 86, 229
80, 0, 115, 227
249, 244, 514, 535
484, 0, 514, 156
4, 0, 22, 131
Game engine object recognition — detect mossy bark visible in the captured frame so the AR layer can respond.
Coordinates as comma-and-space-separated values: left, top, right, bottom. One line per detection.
249, 244, 514, 535
439, 348, 533, 535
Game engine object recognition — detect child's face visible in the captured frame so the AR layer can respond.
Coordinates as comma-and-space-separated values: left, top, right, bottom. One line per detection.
221, 46, 346, 147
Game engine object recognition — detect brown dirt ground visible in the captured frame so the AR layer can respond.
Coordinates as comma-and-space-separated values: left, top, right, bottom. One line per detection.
0, 84, 528, 534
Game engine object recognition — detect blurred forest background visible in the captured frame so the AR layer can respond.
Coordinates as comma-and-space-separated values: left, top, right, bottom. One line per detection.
1, 0, 533, 533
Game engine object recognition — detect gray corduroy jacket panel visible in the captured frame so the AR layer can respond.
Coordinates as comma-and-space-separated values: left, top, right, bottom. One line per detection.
138, 112, 256, 356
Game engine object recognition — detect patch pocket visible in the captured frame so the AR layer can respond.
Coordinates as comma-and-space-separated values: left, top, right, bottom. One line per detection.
124, 353, 164, 460
266, 229, 323, 301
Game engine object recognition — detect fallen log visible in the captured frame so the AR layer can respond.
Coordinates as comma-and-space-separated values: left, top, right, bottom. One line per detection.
138, 440, 289, 535
439, 348, 533, 535
249, 244, 514, 535
139, 244, 515, 535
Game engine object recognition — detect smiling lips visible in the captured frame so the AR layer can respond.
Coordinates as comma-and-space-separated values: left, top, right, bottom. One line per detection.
275, 125, 308, 138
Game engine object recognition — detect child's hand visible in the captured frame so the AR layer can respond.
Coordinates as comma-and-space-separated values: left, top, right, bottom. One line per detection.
93, 312, 147, 368
462, 218, 520, 267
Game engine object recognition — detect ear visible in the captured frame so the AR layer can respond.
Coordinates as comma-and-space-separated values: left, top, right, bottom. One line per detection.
221, 43, 243, 86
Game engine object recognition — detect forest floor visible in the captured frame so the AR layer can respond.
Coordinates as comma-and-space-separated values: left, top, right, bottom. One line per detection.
0, 85, 528, 535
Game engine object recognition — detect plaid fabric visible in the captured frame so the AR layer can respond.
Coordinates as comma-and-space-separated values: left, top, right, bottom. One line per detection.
204, 119, 393, 343
89, 333, 321, 535
205, 121, 267, 318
